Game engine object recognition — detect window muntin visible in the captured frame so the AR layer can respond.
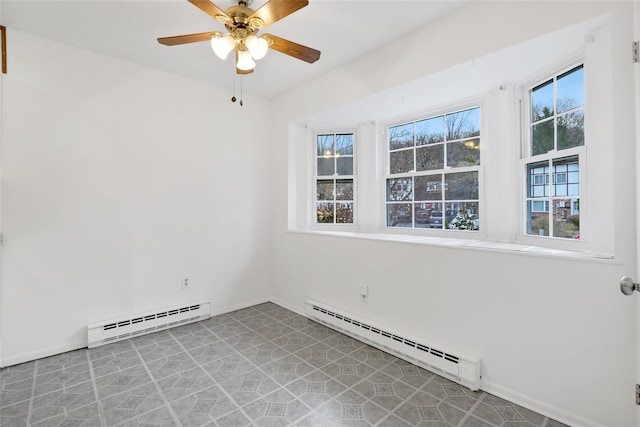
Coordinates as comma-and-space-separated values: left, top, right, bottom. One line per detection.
386, 107, 481, 230
524, 64, 583, 240
315, 133, 355, 224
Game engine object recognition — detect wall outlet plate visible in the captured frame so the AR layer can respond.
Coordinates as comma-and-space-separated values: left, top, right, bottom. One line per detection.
359, 283, 368, 300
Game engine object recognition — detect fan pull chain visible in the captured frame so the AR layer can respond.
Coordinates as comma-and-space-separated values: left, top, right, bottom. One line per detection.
240, 76, 244, 107
231, 74, 237, 103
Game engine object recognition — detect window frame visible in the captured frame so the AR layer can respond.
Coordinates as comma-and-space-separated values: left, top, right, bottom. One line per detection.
311, 129, 358, 229
517, 60, 588, 248
381, 99, 485, 235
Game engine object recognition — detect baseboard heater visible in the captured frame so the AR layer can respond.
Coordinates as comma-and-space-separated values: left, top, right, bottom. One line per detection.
87, 301, 211, 348
305, 300, 481, 391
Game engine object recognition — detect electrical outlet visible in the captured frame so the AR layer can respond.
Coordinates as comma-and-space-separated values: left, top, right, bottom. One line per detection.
181, 275, 190, 289
359, 283, 368, 301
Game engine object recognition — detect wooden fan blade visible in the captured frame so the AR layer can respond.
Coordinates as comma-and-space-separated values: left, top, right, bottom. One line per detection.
187, 0, 230, 22
249, 0, 308, 29
158, 31, 221, 46
263, 33, 320, 63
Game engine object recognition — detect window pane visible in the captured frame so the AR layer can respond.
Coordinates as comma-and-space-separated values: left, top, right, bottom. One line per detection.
552, 198, 579, 238
318, 158, 334, 176
416, 145, 444, 171
557, 66, 584, 113
414, 203, 430, 228
433, 207, 456, 229
336, 134, 354, 155
387, 203, 412, 227
527, 202, 549, 236
414, 175, 443, 201
387, 178, 412, 201
335, 179, 353, 200
446, 108, 480, 140
532, 120, 554, 155
532, 80, 554, 121
390, 150, 414, 174
447, 139, 480, 168
558, 110, 584, 150
317, 180, 334, 201
317, 202, 334, 223
427, 202, 444, 229
445, 171, 478, 200
528, 161, 549, 197
446, 202, 479, 231
336, 202, 354, 223
317, 134, 334, 156
336, 157, 353, 175
553, 156, 578, 197
415, 116, 444, 145
389, 123, 414, 150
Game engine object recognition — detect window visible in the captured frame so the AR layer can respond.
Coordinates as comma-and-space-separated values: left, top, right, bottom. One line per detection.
524, 64, 584, 239
315, 132, 355, 224
386, 107, 481, 230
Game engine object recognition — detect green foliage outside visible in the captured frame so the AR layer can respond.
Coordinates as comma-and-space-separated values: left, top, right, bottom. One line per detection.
530, 215, 579, 238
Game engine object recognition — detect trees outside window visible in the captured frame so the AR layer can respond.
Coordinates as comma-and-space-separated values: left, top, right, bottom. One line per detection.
386, 107, 481, 230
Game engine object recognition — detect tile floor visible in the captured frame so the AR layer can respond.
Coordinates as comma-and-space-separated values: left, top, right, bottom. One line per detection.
0, 302, 568, 427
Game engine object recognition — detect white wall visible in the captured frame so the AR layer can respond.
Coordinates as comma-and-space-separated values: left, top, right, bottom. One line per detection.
273, 2, 637, 426
0, 30, 273, 365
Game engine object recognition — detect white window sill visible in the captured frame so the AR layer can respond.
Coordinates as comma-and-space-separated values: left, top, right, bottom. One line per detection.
288, 229, 615, 263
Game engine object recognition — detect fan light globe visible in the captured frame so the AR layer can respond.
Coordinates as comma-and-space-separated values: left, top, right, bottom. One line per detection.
245, 35, 268, 60
236, 49, 256, 71
211, 35, 235, 60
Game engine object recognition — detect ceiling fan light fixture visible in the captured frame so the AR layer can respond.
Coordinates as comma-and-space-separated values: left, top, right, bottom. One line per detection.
158, 0, 321, 77
245, 35, 268, 60
211, 34, 235, 59
236, 48, 256, 71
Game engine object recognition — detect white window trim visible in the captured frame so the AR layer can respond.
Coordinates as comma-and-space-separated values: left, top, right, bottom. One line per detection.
310, 129, 359, 231
515, 58, 589, 251
380, 98, 486, 238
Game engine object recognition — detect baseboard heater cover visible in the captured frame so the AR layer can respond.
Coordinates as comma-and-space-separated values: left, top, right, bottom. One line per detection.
305, 300, 481, 391
87, 301, 211, 348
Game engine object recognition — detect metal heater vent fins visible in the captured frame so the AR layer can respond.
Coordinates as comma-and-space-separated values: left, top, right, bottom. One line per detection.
311, 305, 460, 364
305, 300, 481, 391
87, 301, 211, 348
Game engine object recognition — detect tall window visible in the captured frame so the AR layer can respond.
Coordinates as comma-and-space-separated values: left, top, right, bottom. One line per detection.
525, 64, 584, 239
386, 107, 481, 230
315, 132, 355, 224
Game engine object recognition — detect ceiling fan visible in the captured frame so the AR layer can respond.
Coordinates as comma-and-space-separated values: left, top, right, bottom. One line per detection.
157, 0, 321, 75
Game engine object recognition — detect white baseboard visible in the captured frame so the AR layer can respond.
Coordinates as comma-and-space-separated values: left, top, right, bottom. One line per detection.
480, 380, 604, 427
209, 297, 271, 317
269, 297, 306, 317
0, 297, 273, 368
1, 340, 86, 368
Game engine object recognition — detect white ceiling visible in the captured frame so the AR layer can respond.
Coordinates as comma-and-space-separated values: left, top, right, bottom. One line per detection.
0, 0, 470, 99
